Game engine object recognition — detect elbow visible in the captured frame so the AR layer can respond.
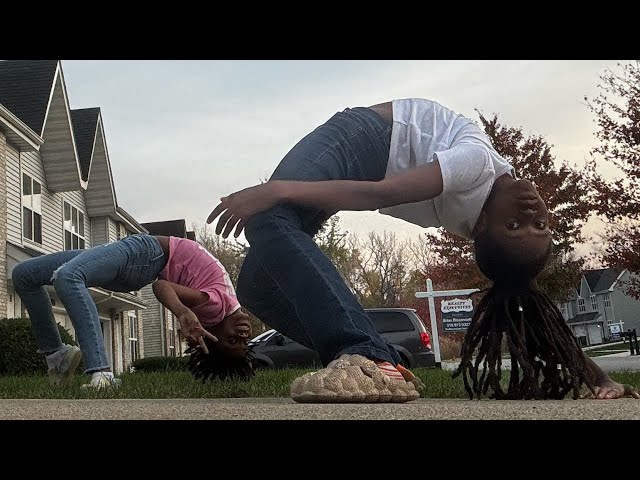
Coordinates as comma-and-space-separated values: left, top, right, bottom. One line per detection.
152, 280, 165, 295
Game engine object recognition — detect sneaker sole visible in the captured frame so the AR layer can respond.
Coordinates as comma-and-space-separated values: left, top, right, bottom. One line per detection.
49, 348, 83, 386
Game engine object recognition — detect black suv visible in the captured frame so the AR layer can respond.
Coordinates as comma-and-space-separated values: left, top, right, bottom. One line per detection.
249, 308, 435, 369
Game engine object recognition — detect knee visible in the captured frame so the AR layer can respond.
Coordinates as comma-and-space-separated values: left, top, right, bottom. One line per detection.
236, 262, 259, 308
12, 262, 34, 293
244, 208, 298, 245
244, 210, 277, 244
51, 264, 82, 291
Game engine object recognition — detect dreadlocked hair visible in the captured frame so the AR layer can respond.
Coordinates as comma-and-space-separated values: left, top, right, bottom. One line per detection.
186, 337, 256, 382
452, 231, 595, 400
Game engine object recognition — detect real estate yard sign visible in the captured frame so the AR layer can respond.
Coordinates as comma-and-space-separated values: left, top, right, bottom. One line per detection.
441, 298, 474, 332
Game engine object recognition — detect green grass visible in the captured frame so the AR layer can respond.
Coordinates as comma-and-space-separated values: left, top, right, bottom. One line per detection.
1, 368, 639, 399
585, 342, 630, 358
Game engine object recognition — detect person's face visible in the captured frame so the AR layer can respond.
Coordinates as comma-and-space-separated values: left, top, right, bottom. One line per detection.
476, 178, 552, 254
207, 310, 253, 360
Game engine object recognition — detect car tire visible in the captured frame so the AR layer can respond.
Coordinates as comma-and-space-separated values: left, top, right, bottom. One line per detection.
398, 354, 410, 368
253, 359, 271, 370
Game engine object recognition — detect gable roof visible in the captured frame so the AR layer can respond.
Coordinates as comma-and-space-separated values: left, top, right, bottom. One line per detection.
70, 108, 100, 181
141, 219, 188, 238
567, 311, 602, 324
0, 60, 58, 136
583, 267, 623, 293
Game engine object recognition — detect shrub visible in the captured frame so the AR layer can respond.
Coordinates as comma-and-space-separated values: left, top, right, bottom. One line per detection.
0, 318, 82, 375
131, 355, 189, 373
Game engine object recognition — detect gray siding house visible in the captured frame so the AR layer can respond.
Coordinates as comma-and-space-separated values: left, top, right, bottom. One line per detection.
558, 267, 640, 346
0, 60, 161, 373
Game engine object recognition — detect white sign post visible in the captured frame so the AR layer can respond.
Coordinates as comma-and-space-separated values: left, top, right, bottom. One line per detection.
415, 278, 479, 366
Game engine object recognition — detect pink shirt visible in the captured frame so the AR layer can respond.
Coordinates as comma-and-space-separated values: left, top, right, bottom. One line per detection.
158, 236, 240, 327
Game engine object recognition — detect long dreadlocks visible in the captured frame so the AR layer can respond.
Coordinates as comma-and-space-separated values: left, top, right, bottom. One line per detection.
452, 231, 595, 400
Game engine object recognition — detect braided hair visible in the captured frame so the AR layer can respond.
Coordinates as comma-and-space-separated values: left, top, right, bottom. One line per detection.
453, 232, 594, 400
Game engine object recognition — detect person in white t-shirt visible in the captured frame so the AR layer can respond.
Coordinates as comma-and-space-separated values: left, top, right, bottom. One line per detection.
207, 99, 639, 403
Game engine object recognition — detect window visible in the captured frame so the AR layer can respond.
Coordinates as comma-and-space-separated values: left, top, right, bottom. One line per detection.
590, 295, 598, 311
368, 311, 415, 333
63, 202, 85, 250
578, 298, 586, 313
560, 303, 568, 319
169, 331, 176, 356
116, 223, 128, 240
129, 313, 139, 363
22, 174, 42, 244
168, 319, 176, 357
604, 293, 611, 308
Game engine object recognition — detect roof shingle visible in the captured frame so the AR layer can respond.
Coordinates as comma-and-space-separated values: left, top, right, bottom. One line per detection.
70, 108, 100, 181
0, 60, 58, 135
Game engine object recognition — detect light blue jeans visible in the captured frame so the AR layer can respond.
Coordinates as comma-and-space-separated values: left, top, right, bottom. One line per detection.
12, 234, 166, 373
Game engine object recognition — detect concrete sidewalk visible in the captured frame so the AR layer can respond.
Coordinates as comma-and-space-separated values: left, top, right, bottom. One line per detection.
0, 397, 638, 420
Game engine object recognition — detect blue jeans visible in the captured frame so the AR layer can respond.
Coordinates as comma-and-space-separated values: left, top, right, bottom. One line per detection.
12, 234, 166, 373
237, 107, 401, 366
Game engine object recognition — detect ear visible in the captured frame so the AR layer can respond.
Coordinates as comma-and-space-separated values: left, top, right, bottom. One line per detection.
472, 210, 488, 237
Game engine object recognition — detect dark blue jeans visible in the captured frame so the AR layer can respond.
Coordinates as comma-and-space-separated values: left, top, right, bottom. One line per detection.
237, 107, 401, 366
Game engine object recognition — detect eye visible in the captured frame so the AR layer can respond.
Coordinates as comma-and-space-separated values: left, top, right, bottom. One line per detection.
506, 221, 520, 230
228, 337, 237, 345
535, 220, 547, 230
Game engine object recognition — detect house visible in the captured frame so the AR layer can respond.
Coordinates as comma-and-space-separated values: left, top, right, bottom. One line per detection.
557, 267, 640, 346
0, 59, 154, 373
139, 219, 193, 358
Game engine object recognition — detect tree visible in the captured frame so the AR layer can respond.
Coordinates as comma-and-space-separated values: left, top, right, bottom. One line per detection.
585, 61, 640, 298
349, 232, 412, 308
314, 215, 360, 292
414, 112, 596, 301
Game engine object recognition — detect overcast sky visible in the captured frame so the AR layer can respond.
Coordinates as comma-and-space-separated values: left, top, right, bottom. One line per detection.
61, 60, 628, 255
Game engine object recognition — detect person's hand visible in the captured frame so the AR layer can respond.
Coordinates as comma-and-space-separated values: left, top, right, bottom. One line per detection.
207, 181, 284, 238
177, 309, 217, 354
581, 379, 640, 400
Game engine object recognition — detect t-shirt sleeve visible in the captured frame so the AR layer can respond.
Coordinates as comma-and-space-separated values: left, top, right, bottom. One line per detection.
191, 290, 226, 327
434, 143, 494, 194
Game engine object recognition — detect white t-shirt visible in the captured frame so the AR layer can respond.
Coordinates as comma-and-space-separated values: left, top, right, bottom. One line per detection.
378, 98, 516, 239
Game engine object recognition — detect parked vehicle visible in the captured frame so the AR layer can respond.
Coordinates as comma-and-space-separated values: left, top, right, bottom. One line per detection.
249, 308, 436, 369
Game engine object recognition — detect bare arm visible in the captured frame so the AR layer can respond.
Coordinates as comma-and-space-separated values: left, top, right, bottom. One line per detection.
208, 160, 444, 237
280, 160, 443, 212
152, 280, 216, 352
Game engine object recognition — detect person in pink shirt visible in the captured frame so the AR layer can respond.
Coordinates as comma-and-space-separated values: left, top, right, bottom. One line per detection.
12, 234, 253, 389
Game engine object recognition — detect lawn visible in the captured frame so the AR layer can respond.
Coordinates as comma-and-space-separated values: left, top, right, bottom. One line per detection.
0, 368, 638, 399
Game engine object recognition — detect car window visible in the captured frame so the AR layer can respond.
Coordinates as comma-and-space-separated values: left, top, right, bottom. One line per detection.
250, 330, 275, 343
368, 311, 415, 333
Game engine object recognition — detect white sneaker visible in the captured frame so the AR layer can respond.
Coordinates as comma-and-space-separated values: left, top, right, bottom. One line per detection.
46, 344, 82, 386
81, 372, 122, 389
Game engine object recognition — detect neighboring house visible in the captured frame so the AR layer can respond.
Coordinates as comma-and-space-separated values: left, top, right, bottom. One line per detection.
139, 219, 194, 358
557, 267, 640, 346
0, 60, 152, 373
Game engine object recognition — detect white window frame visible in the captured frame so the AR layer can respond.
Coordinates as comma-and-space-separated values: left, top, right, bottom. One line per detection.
63, 201, 86, 250
560, 303, 568, 319
604, 293, 611, 308
128, 313, 139, 363
22, 173, 43, 244
590, 295, 598, 311
578, 298, 586, 313
116, 223, 128, 240
168, 319, 176, 357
